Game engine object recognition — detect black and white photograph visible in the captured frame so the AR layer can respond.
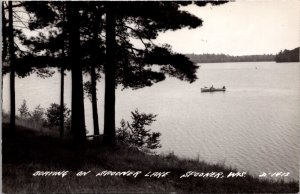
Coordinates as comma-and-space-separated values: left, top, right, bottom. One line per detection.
1, 0, 299, 193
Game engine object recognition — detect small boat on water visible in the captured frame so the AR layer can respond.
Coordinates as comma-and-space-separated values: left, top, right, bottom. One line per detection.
201, 86, 226, 92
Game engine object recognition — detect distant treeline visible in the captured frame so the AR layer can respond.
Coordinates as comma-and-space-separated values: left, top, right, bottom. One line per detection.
186, 54, 275, 63
275, 47, 299, 62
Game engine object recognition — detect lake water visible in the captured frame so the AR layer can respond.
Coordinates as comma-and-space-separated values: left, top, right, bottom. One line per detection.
2, 62, 300, 181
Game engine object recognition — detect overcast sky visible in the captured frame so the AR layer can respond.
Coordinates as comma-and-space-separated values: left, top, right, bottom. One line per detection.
155, 0, 300, 56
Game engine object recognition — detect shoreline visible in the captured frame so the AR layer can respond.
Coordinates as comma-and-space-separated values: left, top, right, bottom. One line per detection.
2, 122, 299, 193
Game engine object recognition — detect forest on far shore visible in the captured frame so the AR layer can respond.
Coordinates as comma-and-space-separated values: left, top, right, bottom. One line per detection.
186, 47, 300, 63
275, 47, 299, 63
185, 53, 275, 63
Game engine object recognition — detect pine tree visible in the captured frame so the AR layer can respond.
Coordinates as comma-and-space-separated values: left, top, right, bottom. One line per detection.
8, 1, 16, 132
21, 2, 104, 139
67, 2, 86, 147
102, 1, 227, 145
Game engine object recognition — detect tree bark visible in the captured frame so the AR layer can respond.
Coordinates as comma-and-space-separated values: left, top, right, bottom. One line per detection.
67, 2, 86, 147
59, 3, 66, 138
8, 1, 15, 132
59, 49, 65, 137
91, 8, 100, 136
91, 64, 100, 136
103, 4, 116, 146
2, 2, 7, 61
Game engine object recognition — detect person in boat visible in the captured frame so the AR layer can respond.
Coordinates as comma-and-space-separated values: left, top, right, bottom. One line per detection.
222, 86, 226, 89
210, 85, 214, 89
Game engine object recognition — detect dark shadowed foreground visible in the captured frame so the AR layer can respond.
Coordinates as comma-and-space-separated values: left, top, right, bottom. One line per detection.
2, 122, 299, 193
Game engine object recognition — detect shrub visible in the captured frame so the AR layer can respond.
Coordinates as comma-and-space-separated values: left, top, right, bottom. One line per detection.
17, 101, 71, 132
116, 109, 162, 151
30, 105, 45, 128
31, 105, 45, 123
45, 103, 71, 129
18, 100, 31, 118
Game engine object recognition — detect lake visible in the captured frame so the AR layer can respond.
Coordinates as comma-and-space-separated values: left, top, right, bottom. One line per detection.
2, 62, 300, 181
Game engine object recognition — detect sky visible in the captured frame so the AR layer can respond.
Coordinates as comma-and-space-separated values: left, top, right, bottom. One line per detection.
155, 0, 300, 56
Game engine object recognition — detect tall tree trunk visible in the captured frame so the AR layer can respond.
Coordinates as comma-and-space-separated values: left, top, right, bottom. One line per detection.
91, 63, 100, 136
2, 2, 6, 120
59, 3, 66, 138
59, 48, 65, 138
8, 1, 15, 132
103, 4, 116, 146
91, 8, 100, 136
67, 2, 86, 147
2, 2, 7, 61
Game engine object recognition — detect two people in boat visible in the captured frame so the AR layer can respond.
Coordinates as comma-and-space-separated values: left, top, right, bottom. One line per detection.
206, 85, 226, 90
211, 85, 226, 89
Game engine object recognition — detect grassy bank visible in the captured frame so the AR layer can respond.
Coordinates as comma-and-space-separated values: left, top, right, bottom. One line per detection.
2, 122, 299, 193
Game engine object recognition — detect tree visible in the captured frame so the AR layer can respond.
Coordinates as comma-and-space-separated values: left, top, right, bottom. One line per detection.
3, 1, 57, 78
22, 1, 67, 137
8, 1, 16, 132
18, 100, 31, 118
67, 2, 86, 147
21, 2, 104, 139
30, 104, 45, 127
59, 2, 66, 137
45, 103, 71, 129
102, 1, 227, 145
103, 3, 117, 145
90, 5, 102, 136
275, 47, 299, 62
8, 1, 228, 148
2, 2, 8, 62
74, 2, 106, 137
3, 1, 59, 133
116, 109, 161, 150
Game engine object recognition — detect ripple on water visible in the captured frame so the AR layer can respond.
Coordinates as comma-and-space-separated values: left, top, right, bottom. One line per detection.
2, 62, 299, 182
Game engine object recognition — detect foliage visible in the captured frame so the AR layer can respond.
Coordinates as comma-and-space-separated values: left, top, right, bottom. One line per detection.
116, 109, 161, 150
8, 1, 229, 146
18, 101, 45, 125
17, 101, 71, 130
45, 103, 71, 129
17, 101, 45, 130
31, 104, 45, 124
186, 53, 275, 63
83, 81, 95, 102
18, 100, 31, 118
275, 47, 299, 62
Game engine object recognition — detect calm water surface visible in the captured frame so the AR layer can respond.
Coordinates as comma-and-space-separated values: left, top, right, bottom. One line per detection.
3, 62, 300, 181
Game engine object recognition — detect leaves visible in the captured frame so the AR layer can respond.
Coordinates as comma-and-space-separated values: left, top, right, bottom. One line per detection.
18, 100, 31, 118
116, 109, 161, 150
45, 103, 71, 128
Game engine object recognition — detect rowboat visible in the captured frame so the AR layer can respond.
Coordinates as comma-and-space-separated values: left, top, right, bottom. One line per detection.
201, 87, 226, 92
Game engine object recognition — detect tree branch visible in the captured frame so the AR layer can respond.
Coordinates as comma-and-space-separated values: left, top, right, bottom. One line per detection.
121, 24, 152, 52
